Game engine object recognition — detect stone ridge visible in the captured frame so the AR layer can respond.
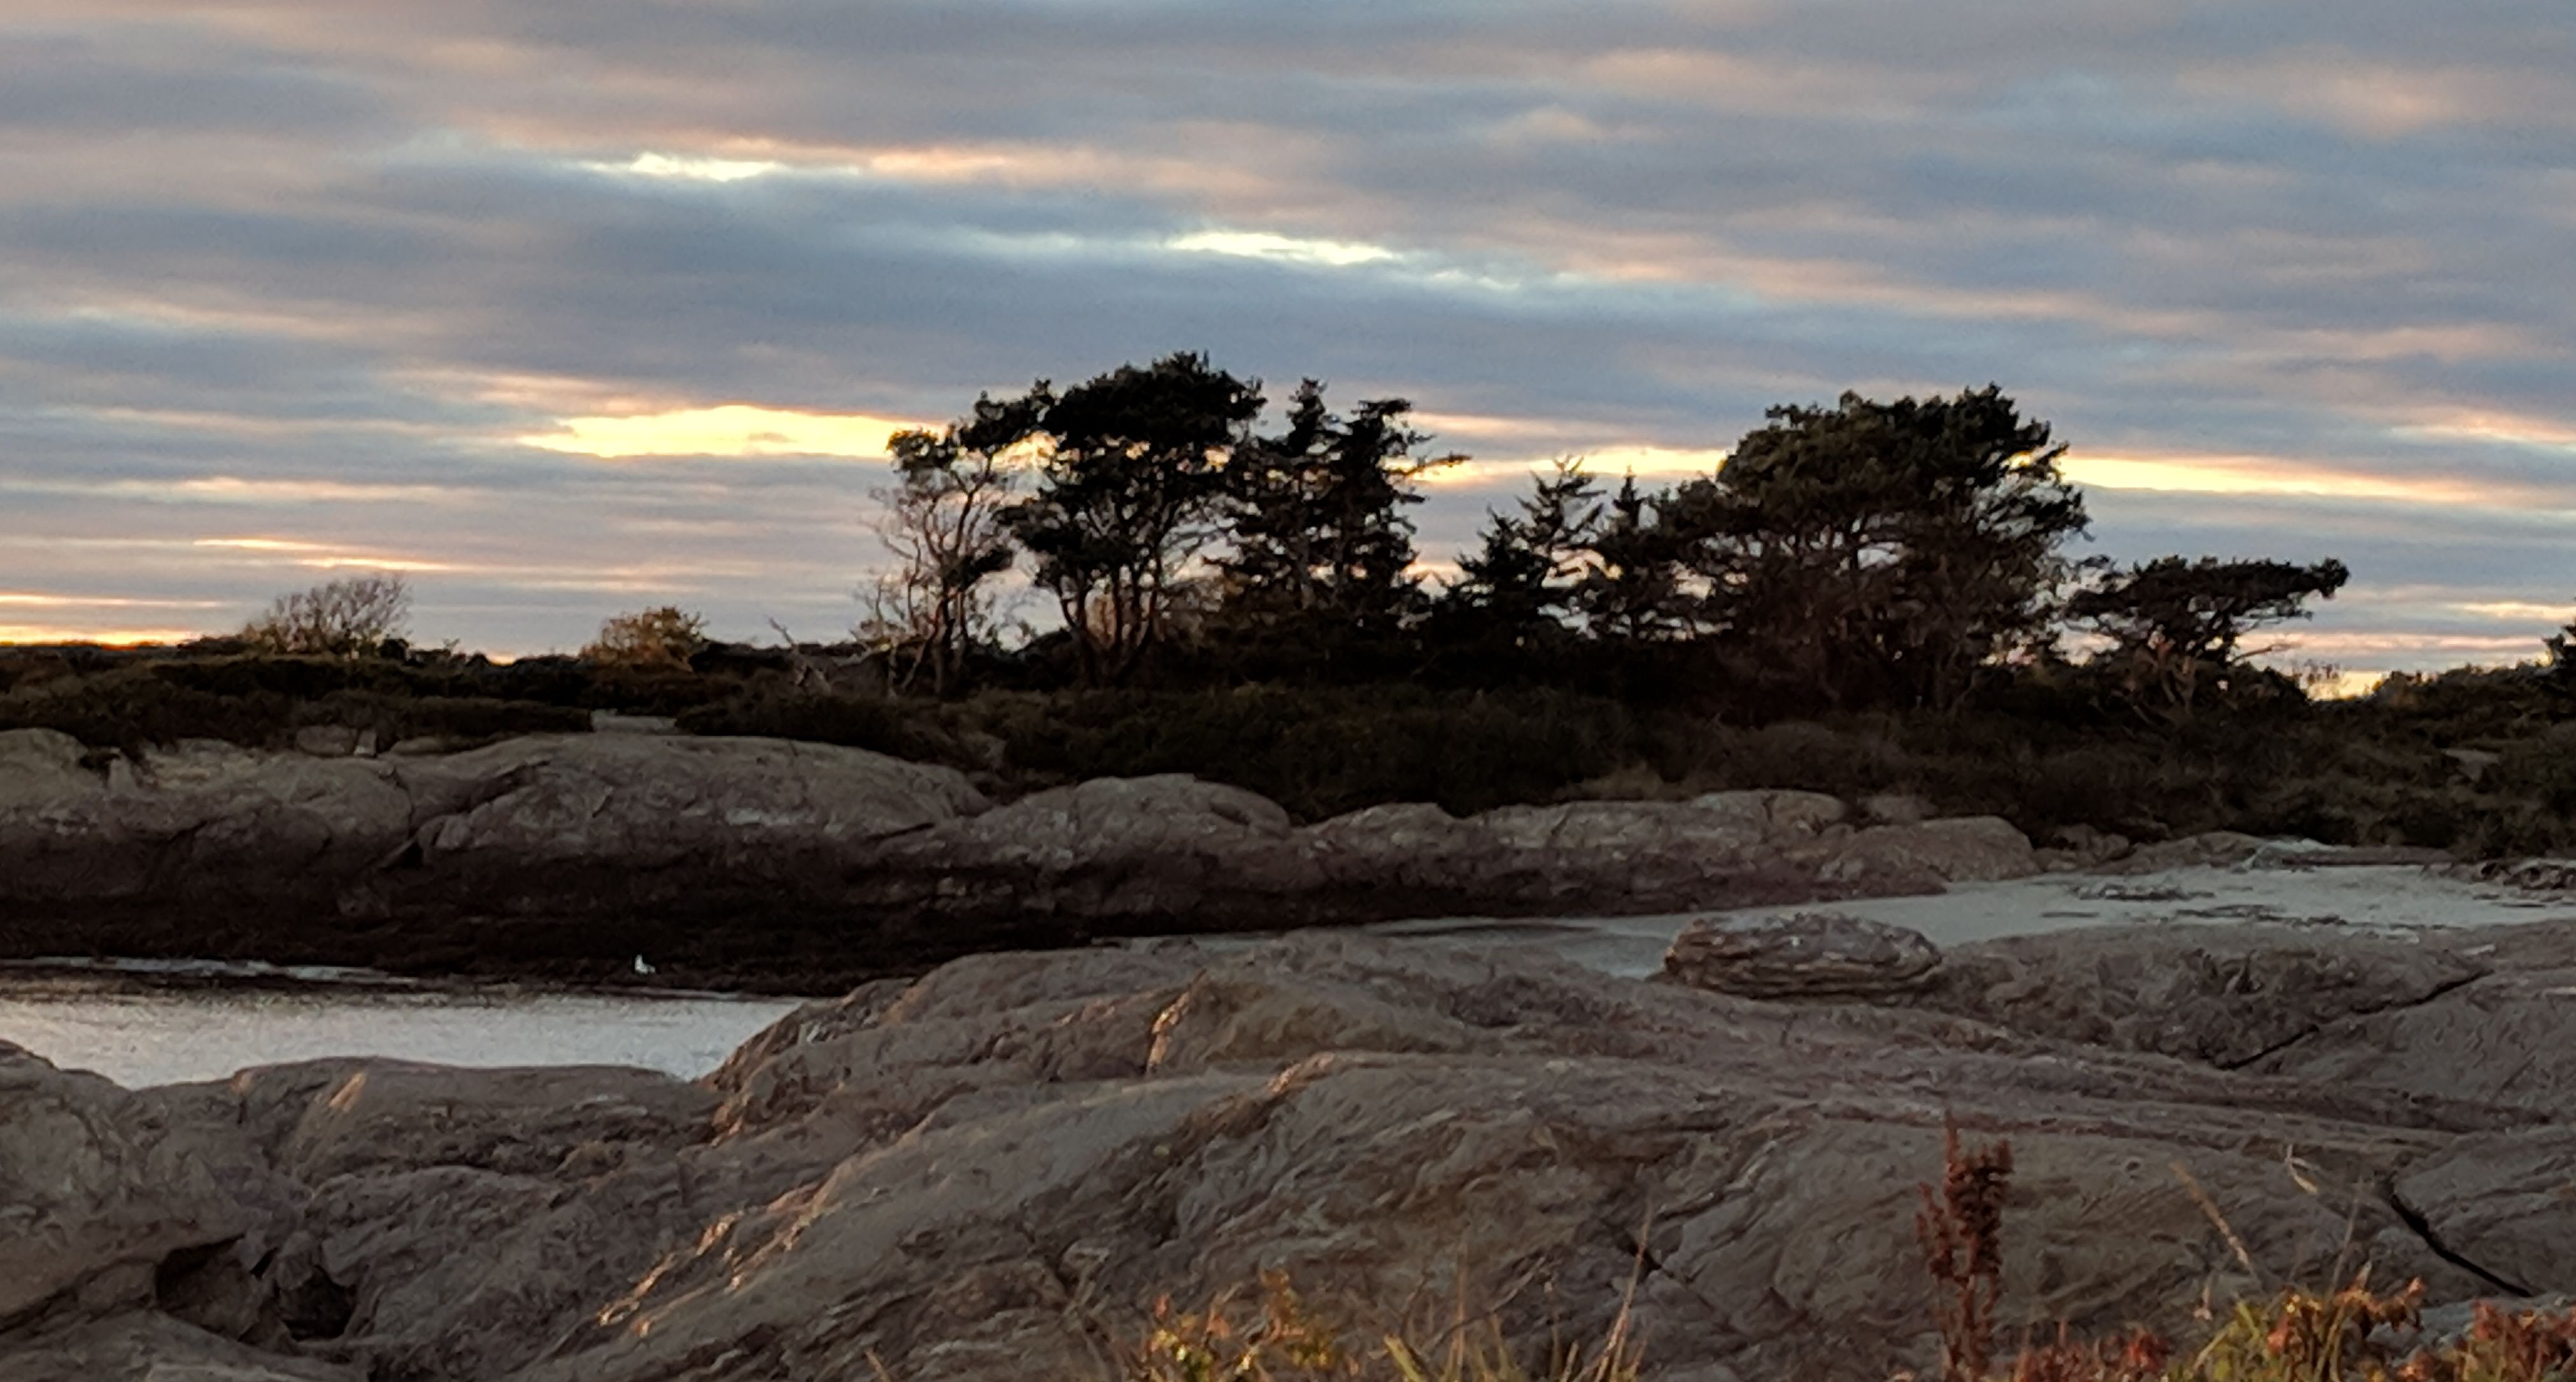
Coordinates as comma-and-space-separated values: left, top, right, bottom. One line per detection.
0, 728, 2037, 987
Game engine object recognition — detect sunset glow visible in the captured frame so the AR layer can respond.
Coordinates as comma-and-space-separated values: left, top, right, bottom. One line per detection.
0, 0, 2562, 671
518, 406, 921, 460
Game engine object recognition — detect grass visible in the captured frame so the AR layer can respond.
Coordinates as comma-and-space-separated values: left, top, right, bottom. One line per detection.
1087, 1129, 2576, 1382
1104, 1271, 1641, 1382
1911, 1126, 2576, 1382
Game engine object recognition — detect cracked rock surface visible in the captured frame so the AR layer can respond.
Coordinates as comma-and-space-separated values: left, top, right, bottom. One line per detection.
6, 921, 2573, 1381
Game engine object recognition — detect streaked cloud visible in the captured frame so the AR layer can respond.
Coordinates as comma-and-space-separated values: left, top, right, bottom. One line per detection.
2061, 453, 2533, 508
0, 0, 2566, 672
599, 153, 788, 183
1168, 229, 1399, 269
193, 539, 456, 573
519, 405, 919, 460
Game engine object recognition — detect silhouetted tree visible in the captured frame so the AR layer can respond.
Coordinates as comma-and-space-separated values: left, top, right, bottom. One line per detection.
1001, 353, 1264, 684
867, 391, 1044, 693
1669, 387, 2086, 710
1434, 459, 1603, 661
2543, 616, 2576, 696
2069, 555, 2350, 718
1217, 381, 1461, 651
242, 575, 412, 658
1572, 476, 1697, 644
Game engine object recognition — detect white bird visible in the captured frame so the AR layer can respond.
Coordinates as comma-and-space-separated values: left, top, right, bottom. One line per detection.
632, 954, 656, 976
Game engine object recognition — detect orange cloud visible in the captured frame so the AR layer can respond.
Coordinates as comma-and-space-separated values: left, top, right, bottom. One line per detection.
0, 623, 208, 646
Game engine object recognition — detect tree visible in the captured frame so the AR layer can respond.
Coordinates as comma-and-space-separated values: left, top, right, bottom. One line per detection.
2068, 555, 2350, 717
1669, 387, 2087, 710
2543, 617, 2576, 694
1572, 476, 1696, 644
1217, 381, 1461, 644
241, 574, 412, 658
865, 391, 1044, 693
1001, 352, 1265, 684
584, 606, 708, 670
1436, 458, 1603, 650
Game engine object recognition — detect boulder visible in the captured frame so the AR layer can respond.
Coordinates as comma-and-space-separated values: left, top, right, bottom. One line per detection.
0, 727, 89, 783
1858, 791, 1931, 826
2109, 830, 2271, 873
1823, 815, 2038, 885
1662, 910, 1943, 998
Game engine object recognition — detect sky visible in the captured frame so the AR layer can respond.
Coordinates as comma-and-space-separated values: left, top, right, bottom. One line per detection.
2, 1, 2572, 682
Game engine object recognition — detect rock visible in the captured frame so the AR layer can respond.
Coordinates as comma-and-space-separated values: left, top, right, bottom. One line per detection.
12, 929, 2576, 1381
291, 726, 361, 758
1858, 791, 1930, 826
409, 735, 988, 870
588, 711, 679, 735
253, 1061, 716, 1182
2109, 830, 2271, 872
0, 1311, 361, 1381
2445, 747, 2502, 783
2048, 824, 2132, 865
1662, 911, 1943, 998
0, 1044, 287, 1330
1907, 922, 2492, 1068
2394, 1127, 2576, 1296
0, 727, 88, 781
1823, 816, 2038, 885
1687, 788, 1849, 836
2246, 920, 2576, 1113
1, 728, 2023, 987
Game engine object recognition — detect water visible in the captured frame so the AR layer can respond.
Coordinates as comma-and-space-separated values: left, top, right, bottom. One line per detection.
0, 983, 802, 1089
1357, 863, 2576, 978
8, 863, 2565, 1089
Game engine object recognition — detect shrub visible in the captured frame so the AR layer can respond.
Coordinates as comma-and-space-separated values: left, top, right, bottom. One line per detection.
584, 606, 709, 670
1112, 1270, 1640, 1382
241, 575, 412, 658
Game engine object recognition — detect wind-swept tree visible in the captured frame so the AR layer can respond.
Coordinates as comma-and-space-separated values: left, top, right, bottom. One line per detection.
866, 391, 1045, 694
1669, 387, 2087, 710
1001, 353, 1265, 684
1217, 381, 1461, 643
2069, 555, 2350, 717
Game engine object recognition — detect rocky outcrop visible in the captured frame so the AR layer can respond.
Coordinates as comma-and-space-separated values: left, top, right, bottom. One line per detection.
0, 729, 2039, 986
8, 924, 2574, 1381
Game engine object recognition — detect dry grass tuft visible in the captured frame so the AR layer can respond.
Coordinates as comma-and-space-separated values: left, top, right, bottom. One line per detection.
1106, 1271, 1641, 1382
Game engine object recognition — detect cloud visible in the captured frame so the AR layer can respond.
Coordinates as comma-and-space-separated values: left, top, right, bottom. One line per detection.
0, 0, 2568, 662
519, 405, 921, 459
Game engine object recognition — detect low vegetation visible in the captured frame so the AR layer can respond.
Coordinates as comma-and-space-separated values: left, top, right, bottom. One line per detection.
8, 358, 2576, 856
1090, 1133, 2576, 1382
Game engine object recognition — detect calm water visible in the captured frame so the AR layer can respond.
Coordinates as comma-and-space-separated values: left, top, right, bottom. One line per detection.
0, 985, 802, 1088
8, 864, 2562, 1090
